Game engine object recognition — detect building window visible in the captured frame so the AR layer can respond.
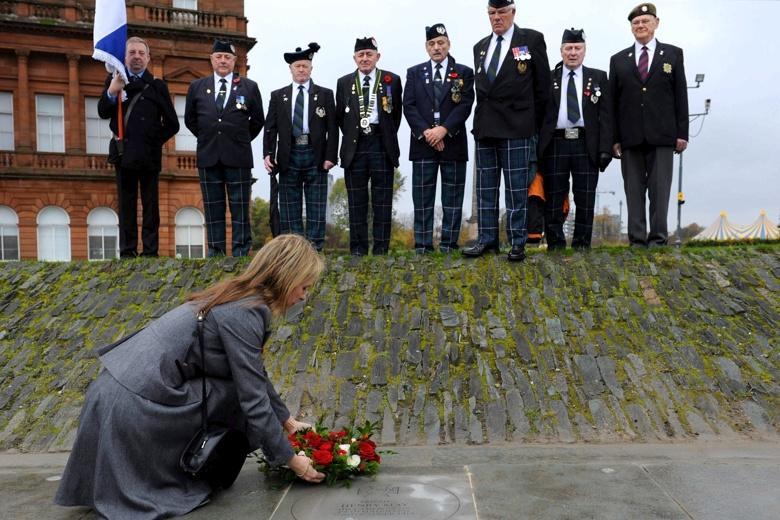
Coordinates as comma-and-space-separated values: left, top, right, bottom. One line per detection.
174, 96, 196, 151
175, 207, 205, 258
0, 92, 13, 151
37, 206, 70, 261
85, 97, 112, 155
36, 94, 65, 153
173, 0, 197, 10
0, 205, 20, 261
87, 207, 119, 260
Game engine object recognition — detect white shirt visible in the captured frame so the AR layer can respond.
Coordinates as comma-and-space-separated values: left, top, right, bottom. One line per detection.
556, 65, 585, 129
213, 72, 233, 109
431, 57, 449, 120
484, 25, 515, 73
634, 38, 657, 70
290, 80, 311, 134
359, 69, 379, 124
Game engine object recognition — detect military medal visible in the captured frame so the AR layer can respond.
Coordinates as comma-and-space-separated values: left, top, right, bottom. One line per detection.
235, 95, 246, 110
518, 62, 527, 74
383, 76, 393, 113
450, 74, 463, 104
515, 45, 531, 74
592, 85, 601, 104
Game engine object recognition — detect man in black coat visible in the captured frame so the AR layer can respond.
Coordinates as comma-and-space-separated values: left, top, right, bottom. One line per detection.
98, 36, 179, 258
336, 37, 403, 256
610, 3, 689, 246
184, 39, 264, 257
464, 0, 551, 262
263, 43, 338, 251
539, 29, 613, 250
403, 23, 475, 254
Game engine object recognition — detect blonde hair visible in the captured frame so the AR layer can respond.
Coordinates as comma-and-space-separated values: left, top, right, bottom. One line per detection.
188, 234, 325, 318
126, 36, 150, 54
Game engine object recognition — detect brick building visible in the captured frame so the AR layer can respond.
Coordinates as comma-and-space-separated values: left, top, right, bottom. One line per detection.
0, 0, 255, 260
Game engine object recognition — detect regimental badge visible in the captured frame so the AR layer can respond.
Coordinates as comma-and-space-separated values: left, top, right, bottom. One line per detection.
663, 63, 672, 74
314, 94, 318, 101
316, 106, 326, 118
437, 26, 446, 35
517, 62, 527, 74
659, 50, 665, 56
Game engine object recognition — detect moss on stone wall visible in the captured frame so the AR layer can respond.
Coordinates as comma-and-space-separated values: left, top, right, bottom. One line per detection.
0, 247, 778, 452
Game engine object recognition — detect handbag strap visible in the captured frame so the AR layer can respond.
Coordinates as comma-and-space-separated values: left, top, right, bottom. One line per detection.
124, 83, 150, 127
197, 311, 208, 433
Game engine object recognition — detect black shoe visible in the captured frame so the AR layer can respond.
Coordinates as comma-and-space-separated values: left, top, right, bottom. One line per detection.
507, 246, 526, 262
462, 242, 500, 258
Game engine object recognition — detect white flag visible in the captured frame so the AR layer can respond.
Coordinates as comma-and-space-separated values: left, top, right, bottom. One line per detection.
92, 0, 127, 83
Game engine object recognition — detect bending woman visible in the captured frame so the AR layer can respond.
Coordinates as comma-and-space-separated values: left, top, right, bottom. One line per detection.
55, 234, 326, 519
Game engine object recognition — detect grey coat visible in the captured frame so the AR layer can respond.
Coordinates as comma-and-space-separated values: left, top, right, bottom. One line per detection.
55, 298, 293, 519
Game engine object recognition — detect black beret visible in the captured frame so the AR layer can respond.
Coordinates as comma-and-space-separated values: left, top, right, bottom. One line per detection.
628, 3, 657, 21
488, 0, 515, 8
426, 23, 449, 41
284, 42, 321, 64
562, 28, 586, 44
212, 39, 236, 55
354, 37, 378, 52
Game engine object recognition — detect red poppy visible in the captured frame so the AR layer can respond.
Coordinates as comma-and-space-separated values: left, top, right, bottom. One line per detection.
232, 76, 240, 84
312, 449, 333, 466
449, 72, 459, 79
383, 74, 392, 84
584, 90, 591, 97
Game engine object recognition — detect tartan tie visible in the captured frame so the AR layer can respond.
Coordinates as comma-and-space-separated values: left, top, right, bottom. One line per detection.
215, 78, 227, 113
638, 46, 649, 82
433, 63, 444, 112
292, 85, 305, 137
567, 70, 580, 124
486, 35, 503, 83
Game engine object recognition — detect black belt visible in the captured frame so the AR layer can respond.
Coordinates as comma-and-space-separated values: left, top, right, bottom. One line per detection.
554, 127, 585, 139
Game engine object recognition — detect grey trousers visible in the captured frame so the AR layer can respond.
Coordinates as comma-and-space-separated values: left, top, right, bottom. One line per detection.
620, 145, 674, 246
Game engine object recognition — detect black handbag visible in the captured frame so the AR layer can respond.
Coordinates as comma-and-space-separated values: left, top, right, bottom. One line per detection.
180, 312, 249, 489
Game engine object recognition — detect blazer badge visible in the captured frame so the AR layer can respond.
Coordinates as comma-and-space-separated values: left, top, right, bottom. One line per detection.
316, 106, 326, 118
663, 63, 672, 74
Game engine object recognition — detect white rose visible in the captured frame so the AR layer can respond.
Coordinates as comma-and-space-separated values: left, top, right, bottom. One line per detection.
347, 454, 361, 468
339, 444, 351, 453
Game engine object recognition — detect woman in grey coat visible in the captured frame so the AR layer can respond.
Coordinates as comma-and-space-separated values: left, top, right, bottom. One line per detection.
55, 234, 326, 519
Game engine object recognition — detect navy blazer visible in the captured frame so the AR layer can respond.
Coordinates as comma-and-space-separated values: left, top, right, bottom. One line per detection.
184, 73, 264, 169
539, 63, 613, 169
97, 70, 179, 172
336, 69, 403, 169
609, 41, 689, 149
263, 82, 338, 172
403, 56, 475, 162
472, 25, 551, 140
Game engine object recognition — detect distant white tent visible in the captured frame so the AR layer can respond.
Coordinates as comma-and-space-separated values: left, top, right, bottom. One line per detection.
693, 211, 744, 241
740, 210, 780, 240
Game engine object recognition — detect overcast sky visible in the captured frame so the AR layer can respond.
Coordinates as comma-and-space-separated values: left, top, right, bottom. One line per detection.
245, 0, 780, 230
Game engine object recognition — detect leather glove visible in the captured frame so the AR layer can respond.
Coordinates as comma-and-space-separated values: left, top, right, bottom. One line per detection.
598, 152, 612, 172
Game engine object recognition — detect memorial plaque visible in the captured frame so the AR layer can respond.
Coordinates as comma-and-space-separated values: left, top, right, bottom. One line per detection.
271, 475, 476, 520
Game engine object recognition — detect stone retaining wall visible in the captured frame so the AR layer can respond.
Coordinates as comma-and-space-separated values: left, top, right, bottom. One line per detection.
1, 247, 778, 452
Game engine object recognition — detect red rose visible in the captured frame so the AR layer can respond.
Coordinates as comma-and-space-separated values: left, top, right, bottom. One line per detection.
383, 74, 392, 84
328, 430, 347, 441
312, 449, 333, 466
319, 442, 334, 452
303, 431, 323, 449
358, 441, 376, 461
449, 72, 458, 79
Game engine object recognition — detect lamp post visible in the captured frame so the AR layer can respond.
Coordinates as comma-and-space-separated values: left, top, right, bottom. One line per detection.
674, 73, 710, 247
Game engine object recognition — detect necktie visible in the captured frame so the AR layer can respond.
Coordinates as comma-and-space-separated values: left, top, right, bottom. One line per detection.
216, 78, 227, 112
292, 85, 305, 137
567, 70, 580, 124
638, 46, 649, 82
362, 75, 371, 115
433, 63, 444, 112
486, 35, 503, 83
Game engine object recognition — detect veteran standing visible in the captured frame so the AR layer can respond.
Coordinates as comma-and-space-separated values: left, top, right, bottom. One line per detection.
465, 0, 551, 262
263, 43, 338, 251
610, 3, 688, 247
185, 39, 264, 257
539, 29, 612, 250
336, 37, 403, 256
403, 24, 475, 254
98, 36, 179, 258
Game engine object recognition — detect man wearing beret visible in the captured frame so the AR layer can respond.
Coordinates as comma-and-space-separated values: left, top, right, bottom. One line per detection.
263, 43, 338, 251
403, 24, 475, 254
184, 39, 264, 256
539, 29, 613, 251
465, 0, 551, 262
336, 37, 403, 256
610, 3, 688, 247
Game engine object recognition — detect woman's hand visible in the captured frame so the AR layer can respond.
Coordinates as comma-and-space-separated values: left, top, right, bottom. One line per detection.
284, 417, 312, 435
287, 454, 325, 483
